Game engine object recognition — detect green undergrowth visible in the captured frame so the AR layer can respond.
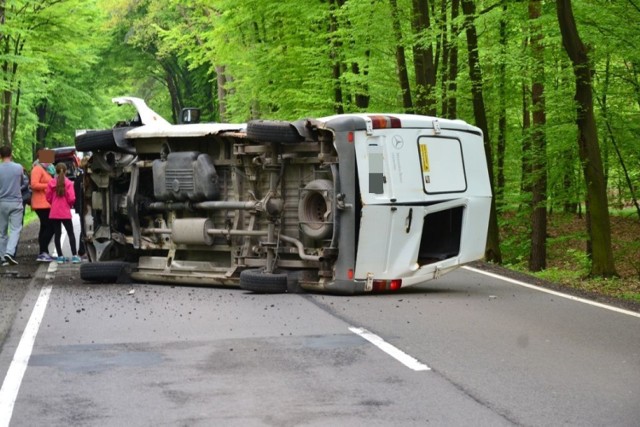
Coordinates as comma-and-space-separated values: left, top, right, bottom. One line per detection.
500, 210, 640, 305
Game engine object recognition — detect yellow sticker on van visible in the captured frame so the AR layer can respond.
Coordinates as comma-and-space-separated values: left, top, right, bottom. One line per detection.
419, 144, 430, 172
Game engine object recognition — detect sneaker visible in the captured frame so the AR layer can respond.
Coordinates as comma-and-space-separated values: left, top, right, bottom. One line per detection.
71, 256, 81, 264
1, 261, 8, 267
56, 256, 66, 264
36, 253, 54, 262
4, 254, 18, 265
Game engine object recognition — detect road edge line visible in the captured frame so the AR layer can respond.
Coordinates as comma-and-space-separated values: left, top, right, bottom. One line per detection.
463, 266, 640, 318
0, 283, 52, 427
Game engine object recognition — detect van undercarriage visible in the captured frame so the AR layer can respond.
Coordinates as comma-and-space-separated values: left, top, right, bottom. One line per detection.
77, 97, 491, 294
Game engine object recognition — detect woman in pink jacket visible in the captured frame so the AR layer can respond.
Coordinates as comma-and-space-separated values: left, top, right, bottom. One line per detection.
45, 163, 79, 264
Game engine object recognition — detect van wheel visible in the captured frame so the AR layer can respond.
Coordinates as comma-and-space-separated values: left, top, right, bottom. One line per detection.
239, 269, 288, 293
246, 120, 303, 144
80, 261, 131, 284
76, 129, 118, 152
299, 179, 333, 240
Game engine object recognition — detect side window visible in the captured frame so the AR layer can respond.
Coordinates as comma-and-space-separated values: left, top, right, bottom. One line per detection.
417, 136, 467, 194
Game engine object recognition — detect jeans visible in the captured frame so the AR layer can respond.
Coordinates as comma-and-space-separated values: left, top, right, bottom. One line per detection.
0, 200, 24, 259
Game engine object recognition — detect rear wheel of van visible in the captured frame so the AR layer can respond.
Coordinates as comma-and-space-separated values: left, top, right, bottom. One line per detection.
246, 120, 303, 144
239, 269, 288, 293
80, 261, 131, 284
76, 129, 117, 152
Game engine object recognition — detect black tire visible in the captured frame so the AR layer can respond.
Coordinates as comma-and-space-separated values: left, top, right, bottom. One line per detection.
239, 269, 288, 293
76, 129, 117, 152
80, 261, 131, 284
246, 120, 303, 144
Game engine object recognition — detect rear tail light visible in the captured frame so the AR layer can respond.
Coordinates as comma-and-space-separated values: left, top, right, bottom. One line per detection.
368, 115, 401, 129
372, 279, 403, 292
347, 131, 354, 143
389, 279, 402, 291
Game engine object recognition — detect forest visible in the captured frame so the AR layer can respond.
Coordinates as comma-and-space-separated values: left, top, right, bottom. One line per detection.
1, 0, 638, 301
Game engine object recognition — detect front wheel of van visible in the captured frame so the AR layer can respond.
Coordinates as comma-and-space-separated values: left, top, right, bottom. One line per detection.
239, 269, 288, 293
76, 129, 118, 152
80, 261, 131, 284
246, 120, 303, 144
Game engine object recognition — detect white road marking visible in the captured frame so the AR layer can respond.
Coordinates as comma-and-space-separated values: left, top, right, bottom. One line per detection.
0, 285, 52, 427
349, 326, 431, 371
48, 210, 79, 258
45, 260, 57, 280
463, 266, 640, 318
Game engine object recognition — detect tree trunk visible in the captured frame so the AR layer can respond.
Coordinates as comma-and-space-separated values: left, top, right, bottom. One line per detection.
411, 0, 436, 116
0, 0, 6, 146
164, 63, 181, 124
390, 0, 414, 113
329, 0, 345, 114
496, 4, 507, 208
351, 58, 371, 109
597, 60, 640, 220
556, 0, 617, 277
445, 0, 460, 118
529, 0, 547, 272
521, 80, 532, 197
215, 65, 228, 122
439, 0, 449, 117
461, 0, 502, 263
36, 102, 48, 147
1, 89, 12, 146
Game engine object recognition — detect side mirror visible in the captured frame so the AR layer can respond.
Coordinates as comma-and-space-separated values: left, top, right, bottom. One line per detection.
180, 108, 201, 124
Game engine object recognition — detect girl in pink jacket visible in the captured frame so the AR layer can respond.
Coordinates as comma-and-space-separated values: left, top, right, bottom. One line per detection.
45, 163, 79, 263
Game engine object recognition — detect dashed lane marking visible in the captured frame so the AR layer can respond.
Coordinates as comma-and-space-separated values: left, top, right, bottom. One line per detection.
349, 326, 431, 371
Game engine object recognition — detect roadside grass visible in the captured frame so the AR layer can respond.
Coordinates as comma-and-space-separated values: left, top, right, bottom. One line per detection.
24, 206, 37, 226
502, 210, 640, 305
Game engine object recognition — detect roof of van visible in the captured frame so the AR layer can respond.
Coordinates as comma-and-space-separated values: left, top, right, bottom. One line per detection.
111, 97, 481, 139
318, 113, 481, 134
123, 122, 246, 139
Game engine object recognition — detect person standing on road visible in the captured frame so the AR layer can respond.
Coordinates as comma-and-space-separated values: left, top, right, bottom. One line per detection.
74, 156, 88, 259
45, 162, 79, 264
20, 169, 31, 224
0, 145, 24, 267
31, 151, 56, 262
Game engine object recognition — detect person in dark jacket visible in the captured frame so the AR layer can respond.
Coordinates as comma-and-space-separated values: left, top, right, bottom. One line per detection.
73, 157, 88, 258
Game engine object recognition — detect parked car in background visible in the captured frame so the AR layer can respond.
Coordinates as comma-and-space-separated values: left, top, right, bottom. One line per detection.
52, 146, 80, 179
75, 97, 492, 294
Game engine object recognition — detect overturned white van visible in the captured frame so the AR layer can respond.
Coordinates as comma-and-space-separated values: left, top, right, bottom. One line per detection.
76, 97, 491, 294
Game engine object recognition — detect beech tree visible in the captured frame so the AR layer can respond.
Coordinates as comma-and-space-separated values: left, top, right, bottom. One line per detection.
461, 0, 502, 263
528, 0, 547, 272
0, 0, 111, 163
556, 0, 616, 277
411, 0, 437, 116
389, 0, 414, 113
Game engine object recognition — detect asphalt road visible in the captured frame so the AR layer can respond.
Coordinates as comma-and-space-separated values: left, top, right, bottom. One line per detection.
0, 226, 639, 426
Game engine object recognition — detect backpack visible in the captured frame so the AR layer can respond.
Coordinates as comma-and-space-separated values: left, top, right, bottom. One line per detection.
21, 171, 32, 205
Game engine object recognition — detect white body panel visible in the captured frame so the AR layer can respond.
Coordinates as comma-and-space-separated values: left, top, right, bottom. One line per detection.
349, 117, 491, 288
